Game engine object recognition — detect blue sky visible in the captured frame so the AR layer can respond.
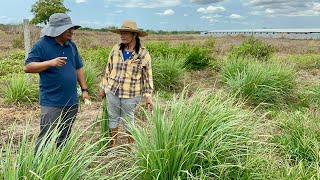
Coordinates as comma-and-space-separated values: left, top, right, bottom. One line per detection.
1, 0, 320, 31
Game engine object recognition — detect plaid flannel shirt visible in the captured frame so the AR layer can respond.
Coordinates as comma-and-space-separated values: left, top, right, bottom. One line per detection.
100, 44, 153, 98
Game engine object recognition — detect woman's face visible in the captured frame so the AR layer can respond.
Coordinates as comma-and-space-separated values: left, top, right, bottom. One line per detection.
120, 31, 134, 44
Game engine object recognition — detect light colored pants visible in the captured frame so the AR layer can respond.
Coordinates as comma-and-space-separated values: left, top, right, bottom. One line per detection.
105, 90, 141, 131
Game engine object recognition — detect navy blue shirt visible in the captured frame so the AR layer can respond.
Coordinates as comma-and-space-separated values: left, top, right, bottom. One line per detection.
25, 36, 83, 107
122, 50, 133, 61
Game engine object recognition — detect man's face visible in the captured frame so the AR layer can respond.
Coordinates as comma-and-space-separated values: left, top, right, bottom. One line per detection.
120, 31, 134, 44
60, 27, 75, 41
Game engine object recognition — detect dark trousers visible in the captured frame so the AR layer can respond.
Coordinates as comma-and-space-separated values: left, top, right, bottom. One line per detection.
34, 104, 78, 155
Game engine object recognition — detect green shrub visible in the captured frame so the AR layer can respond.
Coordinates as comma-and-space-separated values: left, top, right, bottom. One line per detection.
222, 57, 296, 105
152, 54, 186, 92
184, 46, 213, 70
2, 74, 38, 103
0, 50, 25, 77
146, 42, 214, 70
122, 91, 260, 179
228, 36, 275, 61
145, 42, 189, 58
80, 46, 111, 69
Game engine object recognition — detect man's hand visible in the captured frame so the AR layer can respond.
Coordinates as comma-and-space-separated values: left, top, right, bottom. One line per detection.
145, 97, 153, 112
49, 57, 67, 67
82, 91, 91, 105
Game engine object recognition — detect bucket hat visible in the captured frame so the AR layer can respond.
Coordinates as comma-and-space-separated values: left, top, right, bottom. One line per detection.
110, 20, 148, 37
41, 13, 81, 37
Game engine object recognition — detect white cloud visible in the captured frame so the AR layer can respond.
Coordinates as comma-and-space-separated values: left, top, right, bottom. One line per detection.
197, 6, 225, 13
200, 15, 221, 22
115, 10, 123, 13
184, 14, 188, 16
156, 9, 175, 16
75, 0, 87, 3
244, 0, 320, 16
229, 14, 243, 19
191, 0, 225, 4
0, 16, 17, 24
105, 0, 181, 8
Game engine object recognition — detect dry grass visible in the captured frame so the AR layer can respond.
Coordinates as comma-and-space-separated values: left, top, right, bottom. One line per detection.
1, 24, 319, 56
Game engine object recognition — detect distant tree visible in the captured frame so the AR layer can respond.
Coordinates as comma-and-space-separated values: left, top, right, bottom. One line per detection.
30, 0, 70, 25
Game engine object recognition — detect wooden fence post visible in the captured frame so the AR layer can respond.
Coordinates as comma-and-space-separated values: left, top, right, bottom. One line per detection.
23, 19, 31, 82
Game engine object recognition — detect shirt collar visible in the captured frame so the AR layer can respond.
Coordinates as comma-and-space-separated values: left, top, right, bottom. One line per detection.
44, 36, 70, 46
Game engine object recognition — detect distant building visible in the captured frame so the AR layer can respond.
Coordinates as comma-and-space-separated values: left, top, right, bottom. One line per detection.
200, 28, 320, 40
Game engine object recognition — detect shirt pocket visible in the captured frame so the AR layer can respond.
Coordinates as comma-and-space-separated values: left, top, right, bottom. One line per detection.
127, 60, 143, 80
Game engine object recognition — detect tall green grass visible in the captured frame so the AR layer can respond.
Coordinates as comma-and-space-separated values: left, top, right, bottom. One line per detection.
2, 74, 38, 103
284, 53, 320, 70
152, 54, 186, 92
83, 60, 100, 96
273, 110, 320, 179
0, 121, 113, 179
117, 91, 263, 179
222, 57, 296, 105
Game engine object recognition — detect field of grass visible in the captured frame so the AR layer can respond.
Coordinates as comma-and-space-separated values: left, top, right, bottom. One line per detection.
0, 25, 319, 179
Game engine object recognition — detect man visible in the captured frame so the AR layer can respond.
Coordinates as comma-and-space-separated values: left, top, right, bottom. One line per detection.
24, 13, 89, 154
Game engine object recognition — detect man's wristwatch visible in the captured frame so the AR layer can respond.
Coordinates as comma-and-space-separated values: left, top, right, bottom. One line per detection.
81, 88, 88, 93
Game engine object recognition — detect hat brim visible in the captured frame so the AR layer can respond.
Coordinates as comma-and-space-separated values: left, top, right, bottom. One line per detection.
109, 28, 148, 37
41, 24, 81, 37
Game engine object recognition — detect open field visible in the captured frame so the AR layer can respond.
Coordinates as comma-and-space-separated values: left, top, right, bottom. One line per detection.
0, 25, 320, 179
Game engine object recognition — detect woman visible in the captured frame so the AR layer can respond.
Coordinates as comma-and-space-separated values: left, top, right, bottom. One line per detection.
99, 20, 153, 151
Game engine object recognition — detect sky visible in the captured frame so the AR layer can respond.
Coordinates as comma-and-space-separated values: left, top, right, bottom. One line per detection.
0, 0, 320, 31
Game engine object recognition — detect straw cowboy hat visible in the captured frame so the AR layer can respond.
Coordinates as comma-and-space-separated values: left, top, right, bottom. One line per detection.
110, 20, 148, 37
41, 13, 81, 37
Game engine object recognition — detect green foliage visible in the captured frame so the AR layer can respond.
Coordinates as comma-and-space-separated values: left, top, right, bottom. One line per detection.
273, 110, 320, 164
0, 50, 25, 77
146, 42, 214, 70
30, 0, 70, 25
285, 53, 320, 70
222, 57, 296, 105
12, 34, 24, 49
2, 74, 38, 103
299, 83, 320, 108
152, 54, 186, 92
99, 98, 109, 148
119, 91, 262, 179
82, 61, 100, 96
80, 46, 112, 64
228, 36, 275, 61
0, 123, 113, 179
184, 46, 212, 70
